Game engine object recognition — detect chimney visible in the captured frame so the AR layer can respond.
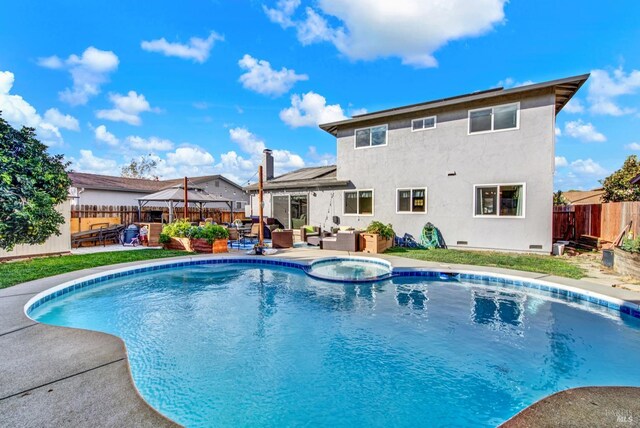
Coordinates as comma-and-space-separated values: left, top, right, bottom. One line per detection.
263, 149, 274, 181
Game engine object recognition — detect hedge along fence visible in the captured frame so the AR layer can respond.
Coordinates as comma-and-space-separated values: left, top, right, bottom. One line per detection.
71, 204, 246, 226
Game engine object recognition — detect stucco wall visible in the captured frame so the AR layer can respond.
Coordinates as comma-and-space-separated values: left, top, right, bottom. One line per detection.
329, 90, 557, 253
0, 199, 71, 259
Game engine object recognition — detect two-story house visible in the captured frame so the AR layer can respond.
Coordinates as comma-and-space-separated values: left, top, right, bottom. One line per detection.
246, 74, 589, 253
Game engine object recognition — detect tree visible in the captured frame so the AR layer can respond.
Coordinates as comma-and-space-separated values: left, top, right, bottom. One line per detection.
121, 154, 158, 180
601, 155, 640, 202
0, 114, 71, 251
553, 190, 569, 206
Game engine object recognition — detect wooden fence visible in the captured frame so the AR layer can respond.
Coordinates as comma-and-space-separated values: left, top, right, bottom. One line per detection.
553, 202, 640, 242
72, 204, 246, 226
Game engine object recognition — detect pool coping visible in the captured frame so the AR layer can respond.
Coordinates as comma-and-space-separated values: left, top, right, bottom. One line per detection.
2, 251, 640, 427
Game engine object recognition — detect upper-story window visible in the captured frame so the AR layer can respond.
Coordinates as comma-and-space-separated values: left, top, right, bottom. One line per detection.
355, 125, 387, 149
468, 102, 519, 134
411, 116, 436, 132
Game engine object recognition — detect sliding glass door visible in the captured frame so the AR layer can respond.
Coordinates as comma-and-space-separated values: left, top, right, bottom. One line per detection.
272, 194, 308, 229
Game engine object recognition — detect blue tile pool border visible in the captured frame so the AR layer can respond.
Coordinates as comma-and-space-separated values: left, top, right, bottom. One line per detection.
24, 256, 640, 320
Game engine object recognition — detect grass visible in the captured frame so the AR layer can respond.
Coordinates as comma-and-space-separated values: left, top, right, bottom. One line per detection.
0, 249, 190, 289
386, 247, 585, 279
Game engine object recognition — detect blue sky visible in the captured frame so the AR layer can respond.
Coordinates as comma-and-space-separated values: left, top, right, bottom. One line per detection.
1, 0, 639, 189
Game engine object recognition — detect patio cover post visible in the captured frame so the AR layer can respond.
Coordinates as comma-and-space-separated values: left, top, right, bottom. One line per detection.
183, 176, 188, 221
169, 200, 173, 223
258, 165, 264, 246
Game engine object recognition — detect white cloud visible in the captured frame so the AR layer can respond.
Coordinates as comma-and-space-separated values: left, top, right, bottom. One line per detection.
70, 149, 119, 175
228, 126, 305, 177
96, 91, 156, 125
564, 120, 606, 142
166, 146, 215, 166
625, 142, 640, 151
238, 54, 308, 96
280, 91, 347, 127
496, 77, 534, 88
264, 0, 507, 68
36, 55, 64, 69
349, 107, 367, 117
555, 156, 568, 168
588, 67, 640, 116
263, 0, 300, 27
307, 146, 336, 165
563, 98, 585, 114
126, 135, 174, 152
94, 125, 119, 146
38, 47, 119, 105
570, 158, 607, 176
141, 32, 223, 63
555, 126, 562, 137
43, 108, 79, 131
0, 70, 64, 146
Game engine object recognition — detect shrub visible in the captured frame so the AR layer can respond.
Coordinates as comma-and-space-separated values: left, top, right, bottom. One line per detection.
159, 233, 171, 244
366, 221, 395, 240
196, 224, 229, 244
161, 221, 229, 244
161, 220, 192, 238
621, 235, 640, 253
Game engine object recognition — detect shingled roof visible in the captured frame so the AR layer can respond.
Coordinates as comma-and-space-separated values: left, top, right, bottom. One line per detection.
69, 172, 244, 193
244, 165, 350, 191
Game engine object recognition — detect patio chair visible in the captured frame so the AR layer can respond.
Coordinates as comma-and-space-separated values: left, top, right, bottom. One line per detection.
300, 225, 321, 243
244, 223, 261, 242
228, 227, 241, 249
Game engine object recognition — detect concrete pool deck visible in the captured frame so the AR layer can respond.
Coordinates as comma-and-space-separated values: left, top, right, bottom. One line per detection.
1, 249, 639, 427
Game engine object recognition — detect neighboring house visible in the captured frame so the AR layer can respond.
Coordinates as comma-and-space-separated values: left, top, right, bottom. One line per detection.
69, 172, 249, 212
246, 74, 589, 253
562, 189, 605, 205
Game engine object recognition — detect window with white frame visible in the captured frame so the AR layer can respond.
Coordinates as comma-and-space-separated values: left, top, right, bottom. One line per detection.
469, 103, 519, 134
344, 190, 374, 215
474, 184, 525, 217
397, 188, 427, 213
411, 116, 436, 132
355, 125, 387, 148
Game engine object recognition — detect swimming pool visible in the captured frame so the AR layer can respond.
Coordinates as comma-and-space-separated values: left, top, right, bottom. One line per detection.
27, 259, 640, 427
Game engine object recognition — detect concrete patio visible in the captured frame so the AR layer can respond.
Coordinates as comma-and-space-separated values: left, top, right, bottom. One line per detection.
1, 249, 639, 427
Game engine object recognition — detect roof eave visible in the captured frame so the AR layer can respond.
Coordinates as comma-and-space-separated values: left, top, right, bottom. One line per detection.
319, 73, 591, 136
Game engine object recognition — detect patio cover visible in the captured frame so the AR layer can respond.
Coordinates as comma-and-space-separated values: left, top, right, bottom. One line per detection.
137, 184, 233, 222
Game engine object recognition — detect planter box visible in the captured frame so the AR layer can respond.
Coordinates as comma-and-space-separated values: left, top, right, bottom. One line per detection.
213, 239, 228, 254
191, 238, 213, 253
165, 237, 193, 252
361, 233, 393, 254
613, 248, 640, 279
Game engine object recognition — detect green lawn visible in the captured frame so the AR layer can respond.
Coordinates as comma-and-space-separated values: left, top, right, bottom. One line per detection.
386, 247, 585, 279
0, 249, 190, 289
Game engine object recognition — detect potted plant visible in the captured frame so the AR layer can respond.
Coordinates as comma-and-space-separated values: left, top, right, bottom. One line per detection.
161, 220, 194, 251
362, 221, 395, 254
187, 223, 230, 253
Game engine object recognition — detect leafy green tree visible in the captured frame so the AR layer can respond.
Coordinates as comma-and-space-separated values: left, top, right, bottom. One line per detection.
553, 190, 569, 206
121, 155, 158, 179
601, 155, 640, 202
0, 114, 71, 251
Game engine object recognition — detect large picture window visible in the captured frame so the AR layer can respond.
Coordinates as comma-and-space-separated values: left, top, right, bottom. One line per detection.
397, 188, 427, 213
474, 184, 525, 217
344, 190, 374, 215
469, 103, 519, 134
355, 125, 387, 148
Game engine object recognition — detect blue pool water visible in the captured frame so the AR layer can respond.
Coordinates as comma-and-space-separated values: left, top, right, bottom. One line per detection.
30, 264, 640, 427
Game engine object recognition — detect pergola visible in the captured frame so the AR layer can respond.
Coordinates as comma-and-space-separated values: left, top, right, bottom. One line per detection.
137, 184, 234, 223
